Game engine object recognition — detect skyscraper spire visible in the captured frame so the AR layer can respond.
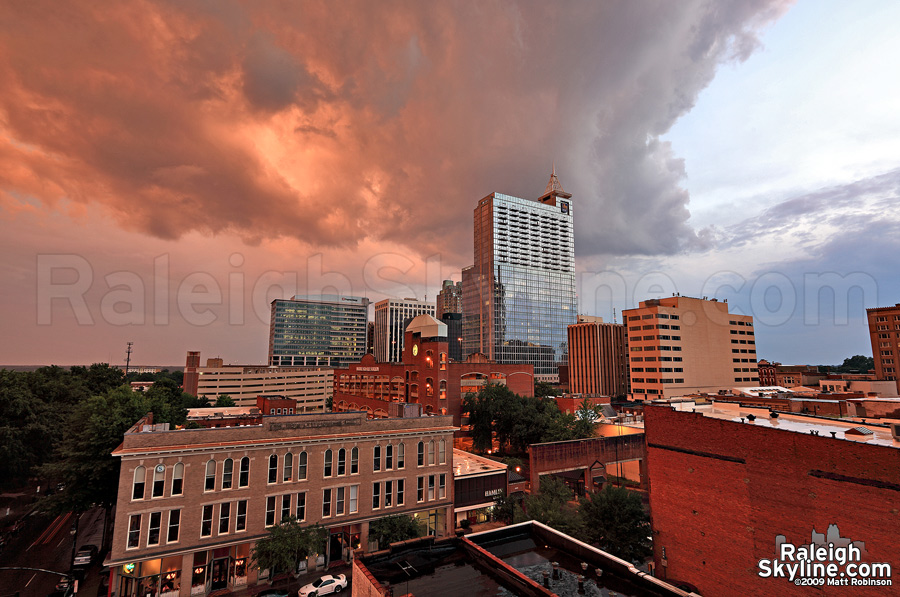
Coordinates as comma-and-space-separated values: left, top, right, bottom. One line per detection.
539, 163, 572, 204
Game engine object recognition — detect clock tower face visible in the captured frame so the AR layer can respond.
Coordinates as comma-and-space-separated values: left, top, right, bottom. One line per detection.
412, 344, 418, 356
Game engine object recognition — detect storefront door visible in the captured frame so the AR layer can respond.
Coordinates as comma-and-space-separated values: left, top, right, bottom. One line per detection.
210, 558, 228, 591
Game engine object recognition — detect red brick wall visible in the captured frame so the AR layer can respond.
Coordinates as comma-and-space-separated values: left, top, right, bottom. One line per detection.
645, 405, 900, 596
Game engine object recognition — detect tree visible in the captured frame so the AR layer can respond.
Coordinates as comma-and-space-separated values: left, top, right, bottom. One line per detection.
492, 490, 523, 524
368, 514, 422, 548
534, 381, 557, 398
579, 485, 652, 563
835, 355, 874, 373
252, 518, 327, 579
215, 394, 236, 407
521, 477, 583, 537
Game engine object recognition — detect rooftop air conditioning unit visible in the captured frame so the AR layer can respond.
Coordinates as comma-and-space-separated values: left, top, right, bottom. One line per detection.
890, 422, 900, 441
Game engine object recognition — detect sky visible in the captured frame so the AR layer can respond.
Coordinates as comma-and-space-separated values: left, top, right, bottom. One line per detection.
2, 0, 899, 367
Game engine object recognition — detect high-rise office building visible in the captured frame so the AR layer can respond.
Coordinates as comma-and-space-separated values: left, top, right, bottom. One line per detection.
436, 279, 463, 319
268, 295, 369, 368
567, 316, 629, 397
462, 169, 577, 379
374, 298, 435, 363
623, 296, 758, 400
867, 303, 900, 394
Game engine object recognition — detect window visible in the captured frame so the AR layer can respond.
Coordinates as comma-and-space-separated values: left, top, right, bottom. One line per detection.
172, 463, 183, 496
152, 466, 165, 498
132, 466, 145, 500
350, 447, 359, 474
439, 474, 446, 499
337, 449, 346, 476
222, 458, 233, 490
298, 451, 308, 480
323, 488, 332, 517
236, 500, 247, 532
373, 446, 381, 472
281, 494, 291, 522
349, 486, 358, 514
204, 460, 216, 491
386, 444, 393, 470
268, 454, 278, 484
201, 505, 213, 537
324, 450, 333, 477
239, 457, 250, 488
428, 441, 435, 465
417, 477, 424, 502
397, 443, 405, 469
127, 514, 141, 549
439, 440, 446, 464
428, 475, 435, 500
148, 512, 161, 546
167, 509, 180, 543
219, 502, 231, 534
296, 493, 306, 522
417, 442, 424, 466
372, 483, 380, 509
336, 487, 345, 516
397, 479, 404, 505
265, 496, 276, 527
385, 480, 393, 508
284, 452, 293, 482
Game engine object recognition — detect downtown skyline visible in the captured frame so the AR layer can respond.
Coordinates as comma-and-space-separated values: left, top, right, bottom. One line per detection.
2, 0, 900, 366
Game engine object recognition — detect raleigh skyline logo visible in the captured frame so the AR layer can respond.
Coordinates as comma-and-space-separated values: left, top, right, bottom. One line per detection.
758, 524, 892, 587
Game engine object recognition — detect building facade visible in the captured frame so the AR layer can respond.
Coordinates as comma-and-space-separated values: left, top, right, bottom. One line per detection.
268, 295, 369, 368
435, 279, 463, 320
623, 296, 758, 400
108, 412, 456, 597
867, 303, 900, 394
462, 169, 577, 381
373, 298, 435, 363
333, 314, 534, 426
567, 316, 629, 397
183, 351, 201, 396
645, 402, 900, 596
189, 355, 332, 412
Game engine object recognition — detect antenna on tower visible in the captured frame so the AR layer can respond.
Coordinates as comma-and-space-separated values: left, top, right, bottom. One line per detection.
613, 308, 617, 324
125, 342, 134, 375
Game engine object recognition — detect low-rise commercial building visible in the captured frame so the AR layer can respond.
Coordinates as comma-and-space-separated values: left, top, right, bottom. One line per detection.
108, 411, 456, 596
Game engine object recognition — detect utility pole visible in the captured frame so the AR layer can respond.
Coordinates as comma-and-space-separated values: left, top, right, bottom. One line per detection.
125, 342, 133, 376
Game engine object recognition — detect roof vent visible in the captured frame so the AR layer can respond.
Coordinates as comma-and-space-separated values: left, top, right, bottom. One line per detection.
845, 427, 874, 436
890, 423, 900, 441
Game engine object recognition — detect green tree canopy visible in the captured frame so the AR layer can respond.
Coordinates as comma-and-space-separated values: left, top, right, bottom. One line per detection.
579, 485, 652, 564
215, 394, 236, 407
835, 355, 874, 373
523, 476, 583, 537
252, 517, 327, 577
368, 514, 422, 548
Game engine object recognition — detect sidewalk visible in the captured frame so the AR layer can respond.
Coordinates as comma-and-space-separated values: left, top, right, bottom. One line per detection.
226, 560, 353, 597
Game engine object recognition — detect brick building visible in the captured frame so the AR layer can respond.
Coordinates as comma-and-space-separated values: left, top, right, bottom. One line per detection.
645, 402, 900, 596
567, 315, 629, 397
332, 314, 534, 426
867, 303, 900, 394
624, 296, 758, 400
108, 411, 456, 597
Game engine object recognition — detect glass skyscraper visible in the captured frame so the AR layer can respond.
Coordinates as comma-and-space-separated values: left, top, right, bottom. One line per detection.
462, 170, 577, 378
269, 295, 369, 367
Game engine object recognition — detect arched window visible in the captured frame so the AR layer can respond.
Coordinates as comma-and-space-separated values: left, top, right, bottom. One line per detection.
350, 447, 359, 475
268, 454, 278, 484
222, 458, 233, 489
417, 442, 424, 467
284, 452, 293, 482
324, 449, 333, 477
439, 440, 446, 464
298, 451, 308, 480
373, 445, 381, 472
152, 465, 165, 498
238, 457, 250, 487
132, 466, 145, 500
337, 448, 346, 476
397, 443, 405, 469
171, 463, 184, 496
205, 460, 216, 491
428, 440, 435, 465
385, 444, 393, 470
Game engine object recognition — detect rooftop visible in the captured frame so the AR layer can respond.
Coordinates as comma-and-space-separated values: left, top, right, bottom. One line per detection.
453, 448, 507, 478
688, 401, 900, 448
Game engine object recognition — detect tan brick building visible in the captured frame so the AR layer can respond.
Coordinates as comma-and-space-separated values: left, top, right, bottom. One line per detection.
867, 303, 900, 394
107, 412, 456, 596
623, 296, 758, 400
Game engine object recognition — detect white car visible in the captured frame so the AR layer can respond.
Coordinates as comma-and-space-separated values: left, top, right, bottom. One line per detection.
297, 574, 347, 596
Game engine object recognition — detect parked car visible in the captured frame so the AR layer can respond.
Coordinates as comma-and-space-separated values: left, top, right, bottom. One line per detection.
73, 544, 98, 567
256, 589, 290, 597
297, 574, 347, 596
